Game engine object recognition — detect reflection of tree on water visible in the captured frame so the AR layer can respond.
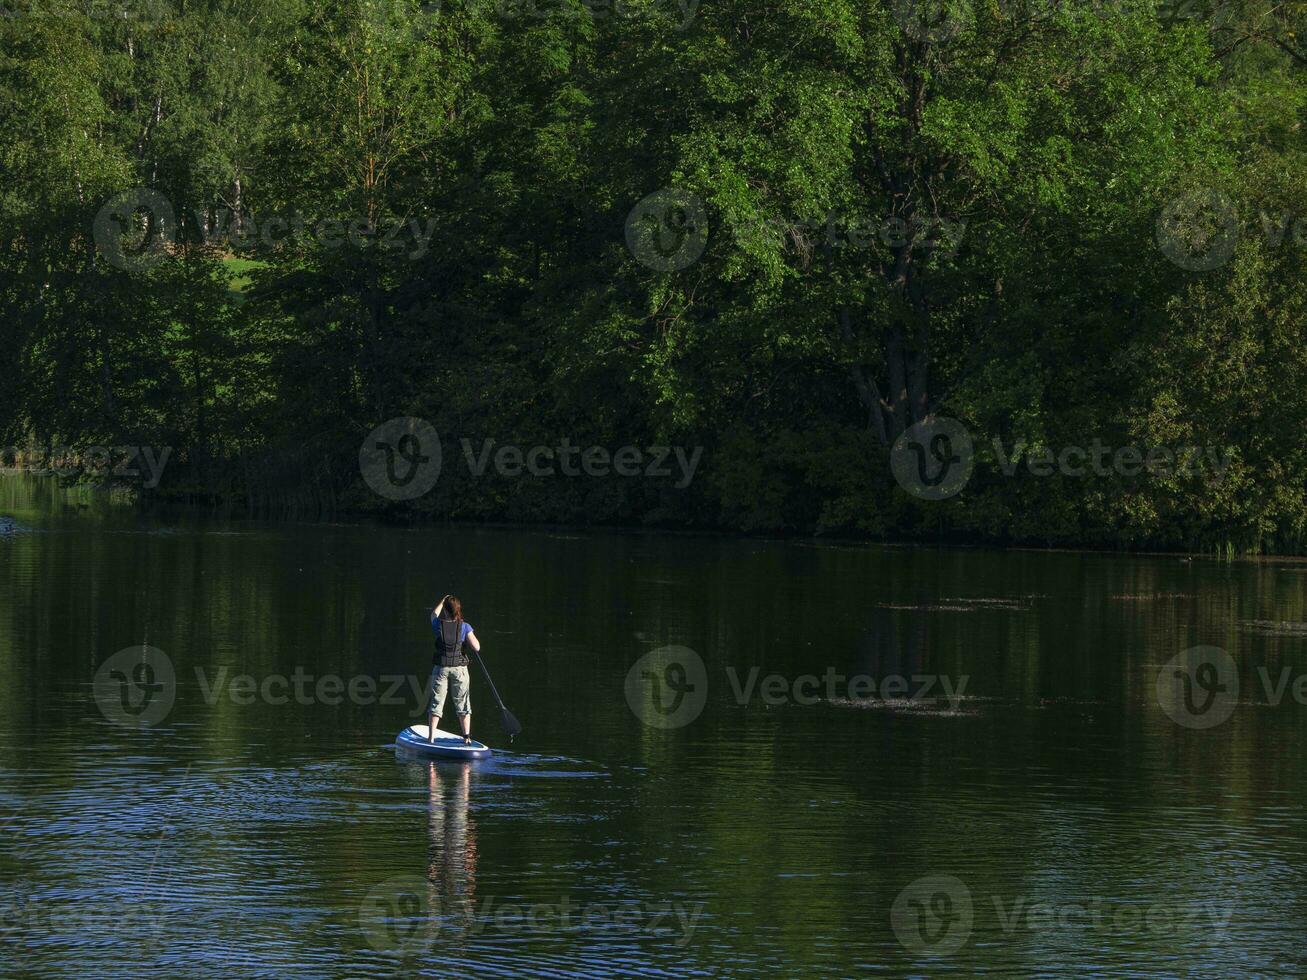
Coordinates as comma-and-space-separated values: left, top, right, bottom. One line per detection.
426, 762, 478, 928
858, 604, 928, 683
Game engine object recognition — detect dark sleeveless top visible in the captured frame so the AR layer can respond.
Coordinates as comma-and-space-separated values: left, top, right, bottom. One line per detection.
434, 617, 470, 668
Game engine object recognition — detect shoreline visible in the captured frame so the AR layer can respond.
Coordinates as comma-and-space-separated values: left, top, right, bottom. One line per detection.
3, 480, 1300, 562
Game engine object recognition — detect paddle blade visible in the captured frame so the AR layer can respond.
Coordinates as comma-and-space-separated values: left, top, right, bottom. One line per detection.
500, 706, 523, 737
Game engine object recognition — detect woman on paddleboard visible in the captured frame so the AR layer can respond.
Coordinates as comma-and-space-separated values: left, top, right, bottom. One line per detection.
429, 595, 479, 745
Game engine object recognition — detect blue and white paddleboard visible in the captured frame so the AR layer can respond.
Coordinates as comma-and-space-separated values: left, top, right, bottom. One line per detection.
395, 724, 492, 761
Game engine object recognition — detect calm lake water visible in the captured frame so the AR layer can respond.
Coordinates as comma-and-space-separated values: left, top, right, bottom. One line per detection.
2, 473, 1307, 977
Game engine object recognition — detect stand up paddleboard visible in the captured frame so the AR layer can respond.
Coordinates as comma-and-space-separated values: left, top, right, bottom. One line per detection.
395, 724, 492, 761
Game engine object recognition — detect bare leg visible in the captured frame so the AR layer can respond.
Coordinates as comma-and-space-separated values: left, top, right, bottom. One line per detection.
459, 714, 471, 744
428, 711, 439, 744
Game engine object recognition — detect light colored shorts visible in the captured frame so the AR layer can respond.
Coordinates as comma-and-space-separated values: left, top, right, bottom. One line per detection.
429, 665, 471, 718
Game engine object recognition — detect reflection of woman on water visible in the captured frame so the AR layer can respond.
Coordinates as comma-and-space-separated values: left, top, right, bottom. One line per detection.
427, 762, 478, 919
429, 595, 480, 744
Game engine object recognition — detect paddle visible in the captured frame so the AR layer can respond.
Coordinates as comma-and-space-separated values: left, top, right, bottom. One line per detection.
470, 647, 522, 739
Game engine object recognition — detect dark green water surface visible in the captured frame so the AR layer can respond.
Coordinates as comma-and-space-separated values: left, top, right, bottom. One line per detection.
2, 475, 1306, 977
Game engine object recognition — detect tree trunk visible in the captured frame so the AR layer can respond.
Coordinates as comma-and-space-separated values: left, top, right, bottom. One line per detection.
840, 308, 890, 446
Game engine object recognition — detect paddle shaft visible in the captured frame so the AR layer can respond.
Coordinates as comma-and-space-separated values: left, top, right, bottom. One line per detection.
471, 647, 507, 709
470, 647, 522, 735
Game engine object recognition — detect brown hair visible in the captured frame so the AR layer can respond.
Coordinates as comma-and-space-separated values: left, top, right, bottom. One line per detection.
441, 595, 463, 626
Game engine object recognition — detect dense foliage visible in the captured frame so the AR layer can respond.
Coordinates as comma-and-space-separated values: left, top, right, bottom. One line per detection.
1, 0, 1304, 550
